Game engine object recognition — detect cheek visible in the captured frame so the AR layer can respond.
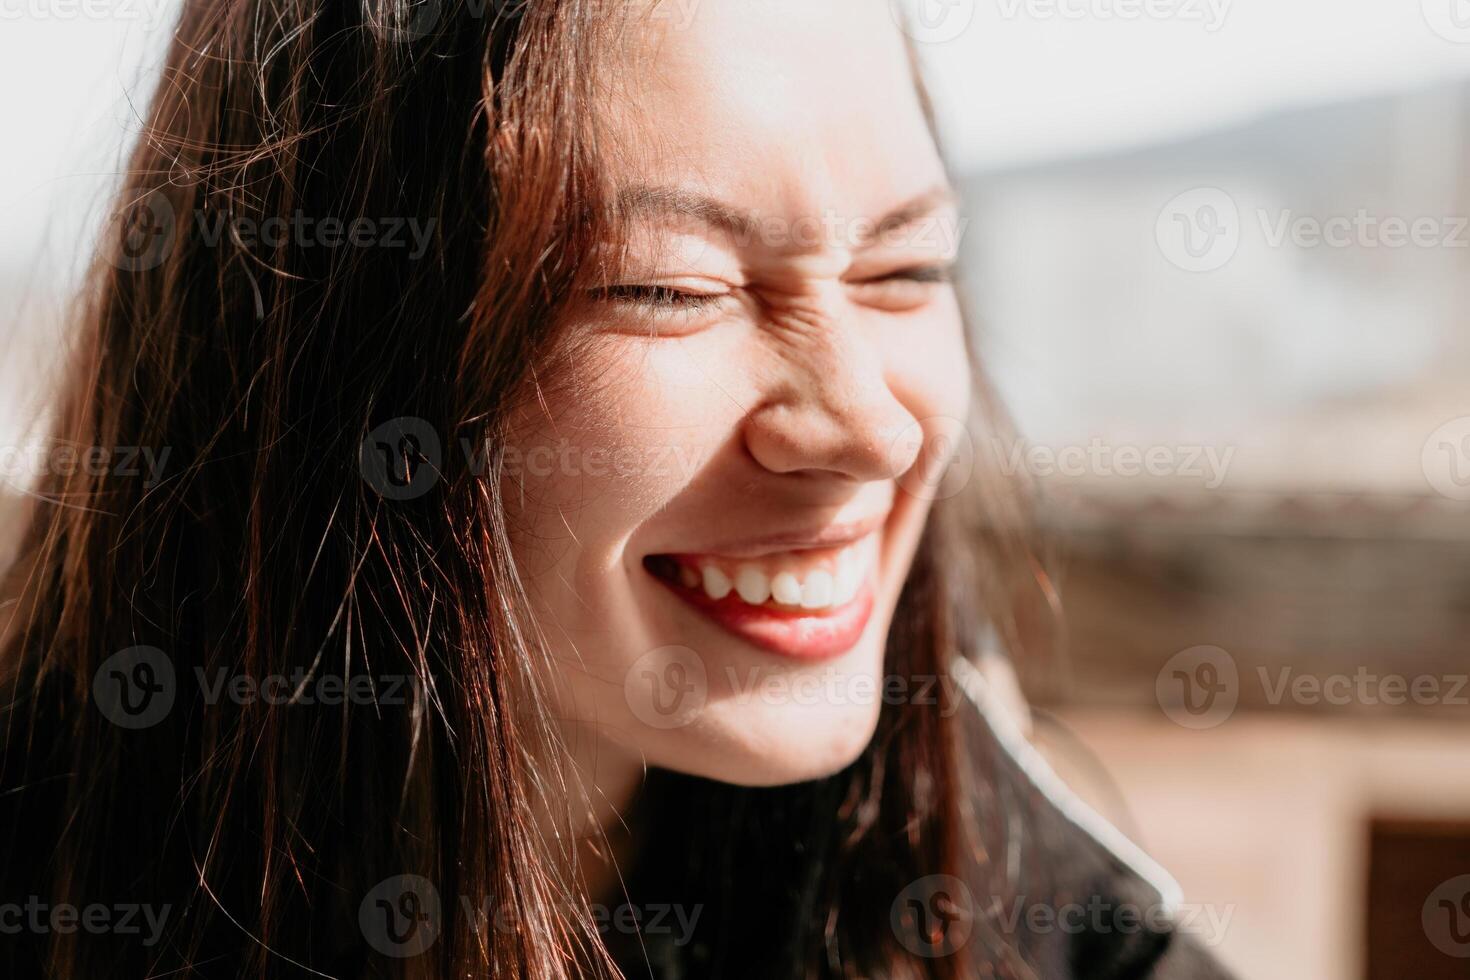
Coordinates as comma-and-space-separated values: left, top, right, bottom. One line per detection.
503, 339, 739, 602
882, 295, 973, 424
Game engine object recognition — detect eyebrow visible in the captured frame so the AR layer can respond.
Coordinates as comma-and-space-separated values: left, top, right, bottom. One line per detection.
615, 182, 958, 249
617, 184, 763, 240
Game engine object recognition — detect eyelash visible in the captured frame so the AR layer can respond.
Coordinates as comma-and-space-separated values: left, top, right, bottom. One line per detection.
883, 264, 954, 285
601, 266, 953, 306
598, 284, 726, 311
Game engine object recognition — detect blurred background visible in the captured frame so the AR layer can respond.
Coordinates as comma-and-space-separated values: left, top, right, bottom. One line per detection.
4, 1, 1470, 977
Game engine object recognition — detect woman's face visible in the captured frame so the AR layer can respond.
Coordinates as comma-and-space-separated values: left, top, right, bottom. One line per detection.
509, 0, 971, 787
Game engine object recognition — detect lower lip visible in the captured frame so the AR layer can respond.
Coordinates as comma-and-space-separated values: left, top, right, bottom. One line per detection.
651, 574, 876, 661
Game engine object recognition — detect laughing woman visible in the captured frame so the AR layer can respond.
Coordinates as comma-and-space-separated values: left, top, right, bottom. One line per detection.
0, 1, 1233, 977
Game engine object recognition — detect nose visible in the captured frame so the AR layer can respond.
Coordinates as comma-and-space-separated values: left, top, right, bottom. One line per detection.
742, 322, 920, 482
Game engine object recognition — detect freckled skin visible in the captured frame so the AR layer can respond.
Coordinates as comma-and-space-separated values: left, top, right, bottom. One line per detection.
508, 0, 972, 788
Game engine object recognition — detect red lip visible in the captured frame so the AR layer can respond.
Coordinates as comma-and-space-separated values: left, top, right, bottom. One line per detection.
650, 572, 875, 661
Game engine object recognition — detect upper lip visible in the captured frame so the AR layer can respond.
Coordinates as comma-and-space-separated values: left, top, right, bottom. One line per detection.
650, 511, 889, 560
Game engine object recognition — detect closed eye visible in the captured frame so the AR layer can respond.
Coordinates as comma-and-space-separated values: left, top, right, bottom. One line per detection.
846, 263, 955, 311
882, 265, 953, 283
598, 284, 727, 311
851, 263, 954, 285
591, 282, 735, 336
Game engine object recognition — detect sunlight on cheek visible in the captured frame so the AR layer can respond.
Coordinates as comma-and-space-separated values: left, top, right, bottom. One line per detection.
883, 297, 972, 421
505, 337, 741, 526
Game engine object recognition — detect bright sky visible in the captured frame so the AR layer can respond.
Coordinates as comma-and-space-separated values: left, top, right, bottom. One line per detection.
915, 0, 1470, 170
3, 0, 1470, 291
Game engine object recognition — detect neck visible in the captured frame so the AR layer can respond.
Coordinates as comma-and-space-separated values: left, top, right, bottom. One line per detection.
554, 728, 646, 904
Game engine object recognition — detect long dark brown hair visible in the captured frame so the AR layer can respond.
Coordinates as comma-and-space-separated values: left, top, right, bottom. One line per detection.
0, 2, 1039, 977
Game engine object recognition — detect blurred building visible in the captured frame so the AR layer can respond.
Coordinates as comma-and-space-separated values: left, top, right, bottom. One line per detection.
960, 80, 1470, 980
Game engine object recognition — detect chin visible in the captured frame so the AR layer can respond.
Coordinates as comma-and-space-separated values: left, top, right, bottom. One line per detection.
658, 687, 886, 788
626, 544, 905, 787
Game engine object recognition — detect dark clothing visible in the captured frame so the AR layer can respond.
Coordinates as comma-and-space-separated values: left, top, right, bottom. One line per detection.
616, 666, 1239, 980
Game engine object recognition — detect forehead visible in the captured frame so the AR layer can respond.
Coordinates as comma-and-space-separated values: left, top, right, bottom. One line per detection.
601, 0, 948, 220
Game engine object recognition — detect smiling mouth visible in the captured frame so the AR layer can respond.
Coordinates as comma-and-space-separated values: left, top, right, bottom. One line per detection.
643, 533, 880, 660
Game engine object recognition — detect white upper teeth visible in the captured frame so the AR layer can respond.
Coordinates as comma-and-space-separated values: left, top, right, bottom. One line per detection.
688, 544, 870, 611
702, 565, 733, 600
770, 571, 802, 605
801, 570, 834, 609
834, 559, 861, 604
735, 567, 771, 605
